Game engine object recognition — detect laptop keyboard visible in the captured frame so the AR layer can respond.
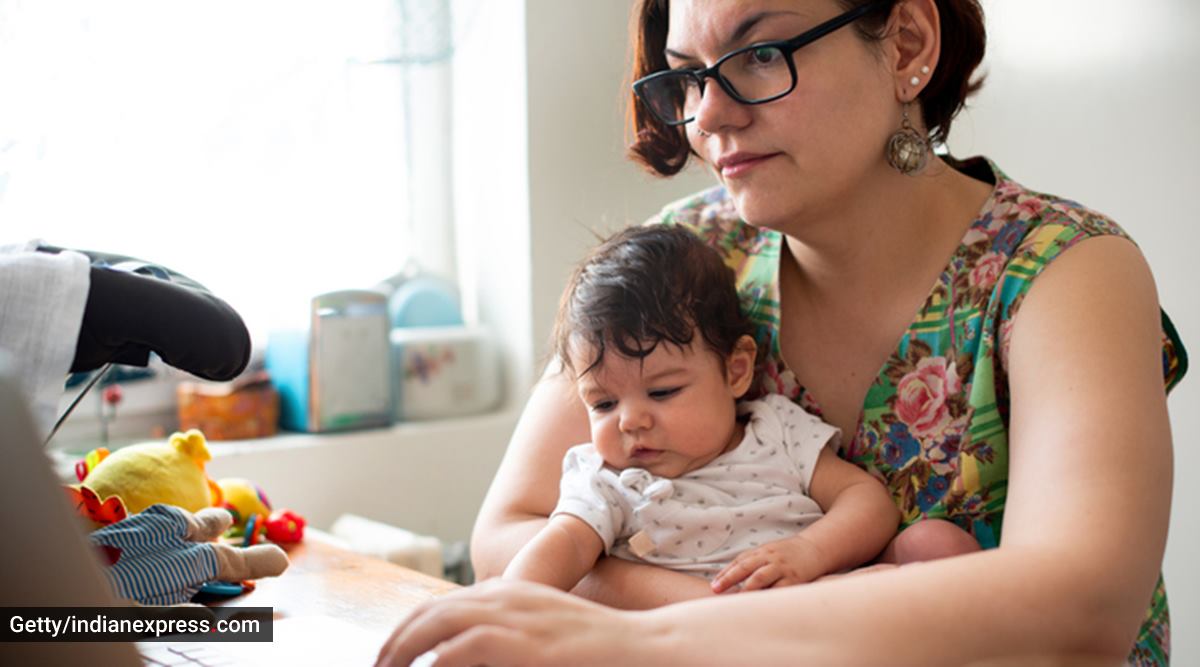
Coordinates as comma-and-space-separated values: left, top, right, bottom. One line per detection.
138, 643, 240, 666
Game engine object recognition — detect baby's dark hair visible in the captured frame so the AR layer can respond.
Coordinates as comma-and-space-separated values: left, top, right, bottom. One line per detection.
553, 225, 754, 377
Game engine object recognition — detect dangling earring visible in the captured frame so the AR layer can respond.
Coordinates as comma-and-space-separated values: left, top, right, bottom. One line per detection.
886, 103, 929, 175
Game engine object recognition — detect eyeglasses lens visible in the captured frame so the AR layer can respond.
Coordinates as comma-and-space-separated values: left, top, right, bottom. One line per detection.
642, 45, 793, 125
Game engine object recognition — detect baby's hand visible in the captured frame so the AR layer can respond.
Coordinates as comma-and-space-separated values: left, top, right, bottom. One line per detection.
710, 536, 827, 593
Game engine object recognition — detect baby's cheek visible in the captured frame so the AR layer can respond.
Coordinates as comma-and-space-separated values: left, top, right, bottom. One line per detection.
685, 412, 734, 453
591, 419, 623, 461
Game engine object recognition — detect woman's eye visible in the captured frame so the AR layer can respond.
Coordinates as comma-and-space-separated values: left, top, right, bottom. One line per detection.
649, 387, 681, 400
746, 47, 780, 66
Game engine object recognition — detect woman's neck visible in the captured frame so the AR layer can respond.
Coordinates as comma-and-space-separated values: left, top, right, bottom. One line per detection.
781, 157, 992, 309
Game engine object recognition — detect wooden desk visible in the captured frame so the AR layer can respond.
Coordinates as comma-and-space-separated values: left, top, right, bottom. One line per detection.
215, 531, 459, 633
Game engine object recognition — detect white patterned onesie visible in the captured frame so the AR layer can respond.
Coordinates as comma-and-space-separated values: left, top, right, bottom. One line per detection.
553, 393, 841, 579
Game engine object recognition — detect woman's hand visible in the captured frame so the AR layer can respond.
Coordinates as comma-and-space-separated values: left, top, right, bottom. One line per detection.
375, 579, 644, 667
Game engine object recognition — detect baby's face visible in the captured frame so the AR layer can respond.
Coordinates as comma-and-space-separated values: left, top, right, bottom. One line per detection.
572, 337, 745, 478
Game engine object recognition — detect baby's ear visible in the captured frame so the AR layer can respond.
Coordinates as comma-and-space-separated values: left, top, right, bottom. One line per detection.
726, 335, 758, 398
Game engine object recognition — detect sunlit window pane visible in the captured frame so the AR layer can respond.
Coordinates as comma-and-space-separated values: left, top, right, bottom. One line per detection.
0, 0, 427, 339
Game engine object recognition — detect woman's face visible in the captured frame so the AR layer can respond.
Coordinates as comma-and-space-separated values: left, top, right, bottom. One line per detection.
666, 0, 898, 230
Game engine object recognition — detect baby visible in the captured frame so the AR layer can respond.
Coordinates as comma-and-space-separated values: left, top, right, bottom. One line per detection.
504, 225, 904, 594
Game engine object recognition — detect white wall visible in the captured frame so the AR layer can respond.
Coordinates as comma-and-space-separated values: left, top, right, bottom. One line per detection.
204, 412, 518, 543
947, 1, 1199, 661
523, 2, 712, 358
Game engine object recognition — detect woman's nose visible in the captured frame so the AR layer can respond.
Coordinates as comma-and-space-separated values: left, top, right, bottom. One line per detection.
693, 78, 751, 136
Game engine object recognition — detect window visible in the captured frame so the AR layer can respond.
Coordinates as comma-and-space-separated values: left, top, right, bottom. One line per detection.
0, 0, 469, 343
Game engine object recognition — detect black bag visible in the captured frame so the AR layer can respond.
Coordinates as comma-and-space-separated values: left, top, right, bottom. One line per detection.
36, 245, 250, 382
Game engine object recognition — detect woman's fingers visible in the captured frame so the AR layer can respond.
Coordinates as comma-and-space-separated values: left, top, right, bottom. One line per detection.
376, 579, 623, 667
431, 624, 532, 667
376, 599, 436, 666
377, 598, 497, 667
377, 582, 522, 667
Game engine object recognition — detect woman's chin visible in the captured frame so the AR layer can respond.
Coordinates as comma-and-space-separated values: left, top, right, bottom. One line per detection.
728, 191, 794, 231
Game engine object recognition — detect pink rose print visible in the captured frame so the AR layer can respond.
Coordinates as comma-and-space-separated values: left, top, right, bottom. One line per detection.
995, 180, 1022, 199
961, 228, 990, 247
895, 357, 962, 439
1015, 197, 1043, 218
969, 251, 1006, 289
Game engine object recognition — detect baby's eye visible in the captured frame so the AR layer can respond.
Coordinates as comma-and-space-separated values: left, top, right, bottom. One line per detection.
649, 387, 681, 400
590, 400, 616, 413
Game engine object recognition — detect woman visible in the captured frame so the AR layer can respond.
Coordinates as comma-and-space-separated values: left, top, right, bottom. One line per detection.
378, 0, 1185, 664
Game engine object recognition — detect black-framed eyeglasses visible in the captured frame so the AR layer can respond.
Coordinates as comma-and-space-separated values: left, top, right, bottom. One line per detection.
633, 1, 887, 126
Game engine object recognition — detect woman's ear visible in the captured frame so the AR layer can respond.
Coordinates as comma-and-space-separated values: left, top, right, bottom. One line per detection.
726, 335, 758, 398
885, 0, 941, 104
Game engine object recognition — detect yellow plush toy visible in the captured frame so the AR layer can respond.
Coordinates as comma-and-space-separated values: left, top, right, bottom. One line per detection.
64, 429, 288, 606
73, 429, 222, 516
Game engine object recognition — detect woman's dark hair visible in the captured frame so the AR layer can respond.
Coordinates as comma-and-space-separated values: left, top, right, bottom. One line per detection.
627, 0, 986, 176
553, 225, 754, 377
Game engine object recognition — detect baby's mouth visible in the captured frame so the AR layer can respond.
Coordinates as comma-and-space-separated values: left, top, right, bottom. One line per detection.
631, 447, 663, 461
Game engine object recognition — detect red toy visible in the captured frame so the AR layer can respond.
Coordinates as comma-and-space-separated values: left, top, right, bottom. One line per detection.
265, 509, 306, 544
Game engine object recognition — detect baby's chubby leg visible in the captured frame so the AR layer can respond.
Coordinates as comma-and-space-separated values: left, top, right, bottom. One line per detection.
878, 518, 981, 565
814, 519, 979, 582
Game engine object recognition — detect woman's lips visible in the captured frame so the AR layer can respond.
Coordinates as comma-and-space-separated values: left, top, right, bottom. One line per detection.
718, 153, 778, 178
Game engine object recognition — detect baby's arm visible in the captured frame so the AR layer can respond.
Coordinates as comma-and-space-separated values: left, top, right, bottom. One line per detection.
503, 514, 606, 592
711, 447, 899, 593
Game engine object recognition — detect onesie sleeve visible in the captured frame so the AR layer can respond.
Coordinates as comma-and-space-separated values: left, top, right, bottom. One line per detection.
763, 394, 841, 495
551, 444, 628, 554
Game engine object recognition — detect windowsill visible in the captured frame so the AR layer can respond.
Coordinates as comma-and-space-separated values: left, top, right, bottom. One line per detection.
202, 406, 522, 457
50, 406, 522, 485
49, 405, 520, 543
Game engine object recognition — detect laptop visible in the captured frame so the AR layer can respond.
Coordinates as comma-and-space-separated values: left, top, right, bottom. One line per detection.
0, 356, 389, 666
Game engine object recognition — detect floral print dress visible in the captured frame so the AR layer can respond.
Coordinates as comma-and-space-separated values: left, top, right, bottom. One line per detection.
652, 158, 1187, 666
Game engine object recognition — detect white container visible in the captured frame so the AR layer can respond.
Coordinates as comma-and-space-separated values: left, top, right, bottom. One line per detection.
266, 290, 393, 433
330, 514, 443, 578
389, 325, 501, 421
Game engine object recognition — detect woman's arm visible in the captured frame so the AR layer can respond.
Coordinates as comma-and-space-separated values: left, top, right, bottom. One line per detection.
380, 237, 1173, 665
469, 369, 587, 580
470, 367, 715, 606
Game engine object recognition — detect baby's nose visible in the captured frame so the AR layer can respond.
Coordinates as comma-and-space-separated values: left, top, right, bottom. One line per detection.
618, 404, 652, 432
